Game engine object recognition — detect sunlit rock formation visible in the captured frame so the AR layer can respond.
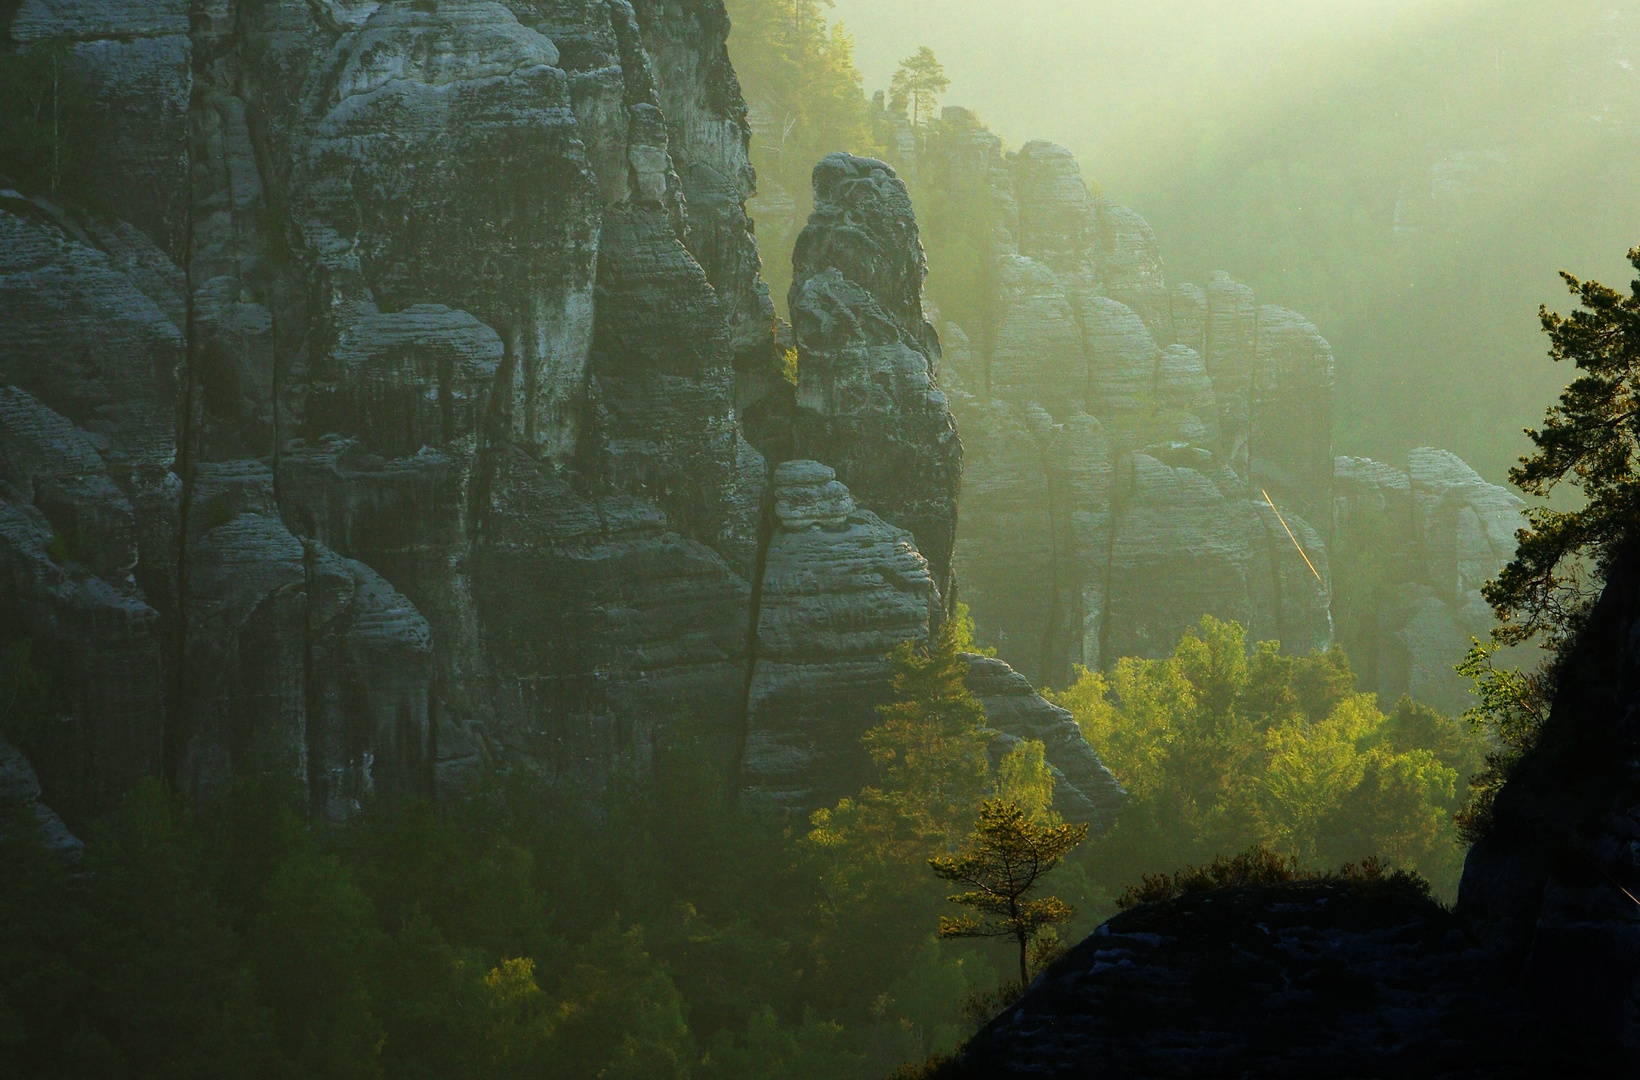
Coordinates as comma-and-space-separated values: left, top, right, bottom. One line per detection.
789, 153, 962, 601
923, 122, 1334, 687
741, 460, 937, 811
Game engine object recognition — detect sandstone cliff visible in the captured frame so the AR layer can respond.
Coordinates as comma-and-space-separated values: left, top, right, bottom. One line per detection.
0, 6, 1114, 831
923, 123, 1337, 688
866, 108, 1524, 699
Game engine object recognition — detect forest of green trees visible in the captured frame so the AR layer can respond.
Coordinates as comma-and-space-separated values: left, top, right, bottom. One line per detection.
3, 607, 1495, 1079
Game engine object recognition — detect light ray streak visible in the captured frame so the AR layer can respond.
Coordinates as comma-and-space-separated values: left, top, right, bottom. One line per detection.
1261, 488, 1322, 583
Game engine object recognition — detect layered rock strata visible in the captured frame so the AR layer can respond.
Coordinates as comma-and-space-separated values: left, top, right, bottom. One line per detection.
738, 460, 1123, 822
789, 153, 962, 602
921, 125, 1336, 688
0, 5, 1116, 832
1332, 448, 1527, 712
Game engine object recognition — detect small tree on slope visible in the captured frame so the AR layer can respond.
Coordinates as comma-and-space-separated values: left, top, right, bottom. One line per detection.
929, 800, 1089, 987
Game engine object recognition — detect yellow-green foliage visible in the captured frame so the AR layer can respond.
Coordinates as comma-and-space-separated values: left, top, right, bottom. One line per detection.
1048, 617, 1485, 899
1115, 847, 1430, 910
993, 742, 1055, 824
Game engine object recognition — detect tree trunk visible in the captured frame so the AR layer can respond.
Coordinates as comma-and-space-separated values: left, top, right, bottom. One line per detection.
1017, 932, 1029, 988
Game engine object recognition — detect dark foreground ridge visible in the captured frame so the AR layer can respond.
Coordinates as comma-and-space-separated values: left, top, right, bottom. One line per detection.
949, 554, 1640, 1078
952, 877, 1555, 1079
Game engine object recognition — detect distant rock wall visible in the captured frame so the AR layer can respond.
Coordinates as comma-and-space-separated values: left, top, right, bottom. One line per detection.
922, 122, 1335, 688
905, 110, 1521, 700
1334, 448, 1527, 713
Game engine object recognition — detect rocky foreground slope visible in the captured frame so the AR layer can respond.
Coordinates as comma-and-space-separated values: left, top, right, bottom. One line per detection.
0, 1, 1119, 830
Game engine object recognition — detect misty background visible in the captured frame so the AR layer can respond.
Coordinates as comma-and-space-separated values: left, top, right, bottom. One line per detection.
828, 0, 1640, 483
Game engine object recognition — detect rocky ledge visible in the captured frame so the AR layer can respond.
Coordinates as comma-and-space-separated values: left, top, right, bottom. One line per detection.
953, 877, 1558, 1079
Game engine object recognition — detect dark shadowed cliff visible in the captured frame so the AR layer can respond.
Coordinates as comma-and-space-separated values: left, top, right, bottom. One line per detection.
0, 0, 1115, 835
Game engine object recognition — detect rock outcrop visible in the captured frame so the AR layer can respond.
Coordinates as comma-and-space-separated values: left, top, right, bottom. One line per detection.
1458, 553, 1640, 1069
951, 876, 1554, 1078
961, 654, 1125, 830
741, 460, 937, 811
0, 735, 84, 866
920, 124, 1334, 687
0, 4, 1116, 833
1332, 449, 1528, 712
789, 153, 962, 602
0, 0, 757, 821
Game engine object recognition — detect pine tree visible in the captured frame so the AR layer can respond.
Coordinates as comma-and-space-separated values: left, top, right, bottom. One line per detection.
1486, 247, 1640, 646
888, 46, 949, 129
929, 800, 1088, 987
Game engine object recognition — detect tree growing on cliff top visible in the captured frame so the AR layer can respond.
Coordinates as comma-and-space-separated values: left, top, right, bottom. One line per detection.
1485, 247, 1640, 646
889, 47, 949, 129
929, 800, 1088, 987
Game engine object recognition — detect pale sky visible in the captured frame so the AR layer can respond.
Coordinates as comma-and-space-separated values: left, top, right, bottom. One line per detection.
831, 0, 1489, 195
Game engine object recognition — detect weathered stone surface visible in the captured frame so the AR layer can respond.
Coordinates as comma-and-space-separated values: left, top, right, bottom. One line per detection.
0, 488, 163, 824
632, 0, 776, 370
790, 154, 962, 598
988, 255, 1084, 408
1104, 454, 1261, 659
11, 0, 192, 258
1410, 447, 1527, 598
742, 462, 935, 810
890, 129, 1340, 684
0, 197, 181, 471
178, 461, 435, 812
1332, 451, 1526, 712
0, 386, 138, 581
0, 735, 84, 866
1251, 305, 1335, 517
1084, 295, 1160, 423
961, 654, 1125, 829
0, 0, 799, 820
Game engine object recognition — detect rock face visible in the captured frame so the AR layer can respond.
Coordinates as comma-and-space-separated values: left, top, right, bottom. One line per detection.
1458, 554, 1640, 1069
789, 154, 962, 602
961, 654, 1125, 830
739, 462, 1123, 824
1332, 449, 1528, 712
0, 735, 84, 866
0, 4, 1115, 832
742, 460, 936, 811
923, 125, 1335, 686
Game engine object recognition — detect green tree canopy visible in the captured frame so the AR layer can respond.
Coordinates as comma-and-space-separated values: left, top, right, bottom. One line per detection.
1486, 247, 1640, 646
1049, 617, 1484, 898
888, 47, 949, 128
